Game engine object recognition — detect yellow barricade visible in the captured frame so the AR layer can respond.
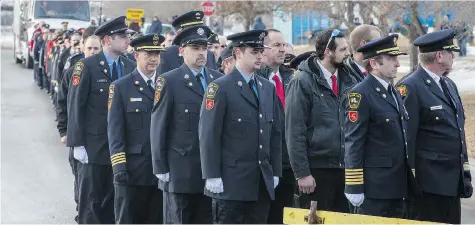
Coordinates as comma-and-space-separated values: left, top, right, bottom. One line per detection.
283, 207, 438, 224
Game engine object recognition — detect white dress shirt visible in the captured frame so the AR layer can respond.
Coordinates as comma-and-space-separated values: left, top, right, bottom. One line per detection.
356, 63, 367, 74
421, 66, 443, 91
138, 68, 156, 88
316, 60, 338, 88
373, 75, 399, 110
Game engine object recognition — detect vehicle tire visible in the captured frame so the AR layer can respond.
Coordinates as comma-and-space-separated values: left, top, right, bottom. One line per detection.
14, 35, 22, 64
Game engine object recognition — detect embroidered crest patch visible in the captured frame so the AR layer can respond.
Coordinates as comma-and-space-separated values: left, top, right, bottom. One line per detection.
206, 99, 215, 110
109, 85, 115, 99
348, 111, 358, 122
73, 62, 84, 77
72, 76, 80, 86
348, 93, 362, 110
397, 85, 407, 97
206, 83, 219, 99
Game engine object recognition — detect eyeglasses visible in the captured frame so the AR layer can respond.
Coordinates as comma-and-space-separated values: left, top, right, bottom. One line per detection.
325, 29, 341, 50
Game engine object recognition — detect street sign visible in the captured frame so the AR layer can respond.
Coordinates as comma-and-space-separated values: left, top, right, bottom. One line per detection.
126, 8, 144, 27
201, 1, 215, 16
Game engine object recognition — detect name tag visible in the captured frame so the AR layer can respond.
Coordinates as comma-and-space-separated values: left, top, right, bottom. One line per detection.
97, 79, 108, 83
130, 98, 142, 102
430, 105, 443, 110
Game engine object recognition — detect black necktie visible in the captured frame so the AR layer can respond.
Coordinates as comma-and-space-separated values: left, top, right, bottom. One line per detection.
146, 79, 154, 93
440, 78, 455, 109
388, 85, 401, 111
249, 79, 258, 103
112, 61, 119, 81
196, 73, 205, 93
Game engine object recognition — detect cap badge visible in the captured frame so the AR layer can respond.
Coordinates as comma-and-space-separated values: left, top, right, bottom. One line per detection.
197, 28, 205, 36
153, 34, 159, 41
259, 32, 266, 39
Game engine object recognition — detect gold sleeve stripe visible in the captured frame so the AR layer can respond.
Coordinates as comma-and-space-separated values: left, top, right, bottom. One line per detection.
111, 159, 127, 167
111, 157, 126, 163
111, 156, 126, 162
345, 177, 363, 180
345, 175, 363, 179
111, 154, 126, 160
345, 168, 363, 172
110, 152, 126, 160
346, 181, 364, 185
345, 172, 363, 175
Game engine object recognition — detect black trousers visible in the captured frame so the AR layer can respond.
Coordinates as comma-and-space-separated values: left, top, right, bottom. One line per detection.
114, 185, 163, 224
298, 168, 349, 213
267, 169, 295, 224
77, 163, 114, 224
213, 176, 271, 224
163, 191, 212, 224
68, 148, 79, 214
415, 192, 461, 224
357, 198, 403, 218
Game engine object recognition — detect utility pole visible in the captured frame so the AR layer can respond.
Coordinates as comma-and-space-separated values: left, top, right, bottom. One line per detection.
99, 0, 103, 25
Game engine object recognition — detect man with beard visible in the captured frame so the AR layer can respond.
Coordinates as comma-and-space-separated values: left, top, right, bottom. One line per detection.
151, 25, 222, 224
199, 30, 282, 223
254, 28, 294, 224
343, 34, 417, 218
345, 25, 382, 82
285, 29, 356, 212
157, 11, 218, 74
208, 32, 222, 62
107, 34, 165, 224
66, 16, 136, 224
397, 29, 472, 224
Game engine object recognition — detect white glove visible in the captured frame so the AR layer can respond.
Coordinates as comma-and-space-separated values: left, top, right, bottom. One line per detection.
54, 86, 59, 93
205, 178, 224, 194
274, 176, 279, 188
345, 193, 365, 207
155, 173, 169, 182
73, 146, 88, 164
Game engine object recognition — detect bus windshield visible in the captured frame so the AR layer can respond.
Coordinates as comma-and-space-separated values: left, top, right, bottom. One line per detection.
34, 0, 90, 22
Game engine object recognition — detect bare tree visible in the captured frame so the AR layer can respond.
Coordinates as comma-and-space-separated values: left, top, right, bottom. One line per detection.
215, 1, 285, 31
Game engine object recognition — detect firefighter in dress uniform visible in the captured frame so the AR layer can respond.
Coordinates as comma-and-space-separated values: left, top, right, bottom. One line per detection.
107, 34, 166, 224
343, 34, 418, 218
199, 30, 283, 223
397, 29, 472, 224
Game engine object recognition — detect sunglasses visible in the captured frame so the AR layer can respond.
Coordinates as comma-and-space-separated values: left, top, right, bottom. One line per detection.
325, 29, 341, 50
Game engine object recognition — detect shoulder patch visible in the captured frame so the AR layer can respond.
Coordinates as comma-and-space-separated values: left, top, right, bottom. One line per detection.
348, 93, 362, 110
206, 83, 219, 99
109, 84, 115, 99
348, 111, 358, 122
397, 85, 407, 97
154, 77, 166, 105
72, 76, 80, 86
73, 62, 84, 77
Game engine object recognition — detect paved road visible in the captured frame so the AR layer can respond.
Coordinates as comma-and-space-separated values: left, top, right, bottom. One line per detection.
1, 50, 76, 223
1, 49, 475, 223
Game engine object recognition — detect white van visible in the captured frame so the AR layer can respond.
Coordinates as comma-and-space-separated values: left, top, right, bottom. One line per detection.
13, 0, 91, 68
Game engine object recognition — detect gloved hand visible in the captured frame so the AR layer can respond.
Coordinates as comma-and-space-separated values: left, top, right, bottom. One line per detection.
205, 178, 224, 194
345, 193, 365, 207
274, 176, 279, 188
155, 173, 169, 182
114, 171, 128, 186
461, 178, 473, 198
73, 146, 88, 164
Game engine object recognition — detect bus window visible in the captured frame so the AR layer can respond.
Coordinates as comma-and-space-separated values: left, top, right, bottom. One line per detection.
35, 0, 90, 22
